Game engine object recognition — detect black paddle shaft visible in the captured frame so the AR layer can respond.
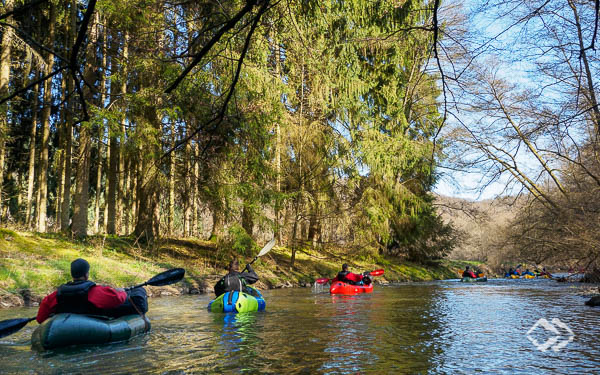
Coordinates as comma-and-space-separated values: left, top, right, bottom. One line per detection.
0, 317, 36, 339
126, 268, 185, 290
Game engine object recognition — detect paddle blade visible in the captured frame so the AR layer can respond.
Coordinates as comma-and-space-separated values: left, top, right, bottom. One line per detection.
370, 269, 385, 276
146, 268, 185, 287
257, 238, 276, 257
0, 317, 35, 339
315, 278, 330, 284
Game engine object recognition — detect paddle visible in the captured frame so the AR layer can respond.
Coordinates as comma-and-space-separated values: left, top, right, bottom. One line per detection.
369, 269, 384, 277
125, 267, 185, 290
0, 317, 36, 338
0, 267, 186, 339
244, 238, 275, 271
316, 269, 385, 284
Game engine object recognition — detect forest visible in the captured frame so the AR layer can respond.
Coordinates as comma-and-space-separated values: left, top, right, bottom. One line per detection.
0, 0, 598, 271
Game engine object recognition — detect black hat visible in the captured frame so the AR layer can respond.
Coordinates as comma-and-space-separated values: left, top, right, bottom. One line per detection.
71, 258, 90, 278
342, 263, 348, 270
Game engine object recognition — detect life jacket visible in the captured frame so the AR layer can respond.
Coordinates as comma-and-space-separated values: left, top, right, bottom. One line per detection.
214, 273, 245, 297
361, 275, 372, 285
463, 271, 477, 278
337, 271, 355, 284
56, 280, 102, 315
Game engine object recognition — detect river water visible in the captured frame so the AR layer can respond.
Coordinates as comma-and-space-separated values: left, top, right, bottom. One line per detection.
0, 278, 598, 374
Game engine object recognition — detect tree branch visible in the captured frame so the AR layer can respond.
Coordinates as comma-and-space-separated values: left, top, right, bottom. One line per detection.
0, 0, 48, 21
163, 0, 271, 159
0, 66, 65, 105
165, 0, 260, 94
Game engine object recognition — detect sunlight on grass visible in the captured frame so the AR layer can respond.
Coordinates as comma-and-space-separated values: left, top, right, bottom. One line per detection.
0, 230, 472, 305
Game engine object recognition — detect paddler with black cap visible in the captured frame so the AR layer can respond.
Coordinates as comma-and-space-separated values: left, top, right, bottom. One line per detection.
36, 258, 141, 323
332, 263, 371, 285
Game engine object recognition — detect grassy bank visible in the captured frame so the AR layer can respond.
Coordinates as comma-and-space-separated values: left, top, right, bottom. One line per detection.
0, 228, 478, 308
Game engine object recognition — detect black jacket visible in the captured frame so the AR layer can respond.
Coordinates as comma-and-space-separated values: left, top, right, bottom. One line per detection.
56, 280, 102, 315
214, 264, 259, 297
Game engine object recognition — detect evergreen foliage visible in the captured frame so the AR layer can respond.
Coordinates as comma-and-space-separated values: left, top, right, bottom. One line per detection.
0, 0, 452, 262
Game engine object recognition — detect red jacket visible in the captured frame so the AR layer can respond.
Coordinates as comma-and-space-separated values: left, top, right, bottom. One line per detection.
462, 271, 477, 278
36, 285, 127, 323
332, 272, 363, 284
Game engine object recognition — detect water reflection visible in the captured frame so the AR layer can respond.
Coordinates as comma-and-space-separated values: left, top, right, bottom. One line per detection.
322, 294, 377, 374
0, 281, 598, 374
210, 312, 264, 372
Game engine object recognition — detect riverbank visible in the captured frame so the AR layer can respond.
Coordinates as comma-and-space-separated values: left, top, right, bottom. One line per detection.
0, 228, 478, 308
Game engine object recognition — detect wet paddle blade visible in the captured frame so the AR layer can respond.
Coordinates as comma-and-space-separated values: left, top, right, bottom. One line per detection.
370, 269, 385, 276
315, 278, 330, 284
0, 317, 35, 339
146, 268, 185, 287
257, 239, 276, 257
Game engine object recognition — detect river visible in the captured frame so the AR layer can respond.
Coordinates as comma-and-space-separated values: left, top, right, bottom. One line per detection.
0, 278, 598, 374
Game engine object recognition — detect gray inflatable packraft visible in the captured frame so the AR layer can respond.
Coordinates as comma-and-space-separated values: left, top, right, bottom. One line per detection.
31, 313, 150, 350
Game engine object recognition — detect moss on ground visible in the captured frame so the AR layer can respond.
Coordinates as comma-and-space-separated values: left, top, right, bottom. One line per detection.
0, 229, 483, 307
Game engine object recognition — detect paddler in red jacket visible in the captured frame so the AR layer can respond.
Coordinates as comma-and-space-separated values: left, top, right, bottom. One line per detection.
36, 258, 128, 323
332, 264, 370, 285
462, 266, 477, 279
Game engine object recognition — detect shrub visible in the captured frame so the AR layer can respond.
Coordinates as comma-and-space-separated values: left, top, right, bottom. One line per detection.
224, 224, 257, 257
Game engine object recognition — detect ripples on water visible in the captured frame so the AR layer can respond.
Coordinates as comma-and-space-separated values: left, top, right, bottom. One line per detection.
0, 279, 598, 374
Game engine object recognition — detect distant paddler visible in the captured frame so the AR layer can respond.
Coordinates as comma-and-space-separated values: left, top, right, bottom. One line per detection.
462, 266, 477, 279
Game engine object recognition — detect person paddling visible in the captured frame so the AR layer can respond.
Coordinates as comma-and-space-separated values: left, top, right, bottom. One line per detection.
214, 258, 259, 298
36, 258, 147, 323
505, 267, 517, 277
522, 268, 535, 276
462, 266, 477, 279
332, 264, 371, 285
539, 267, 553, 277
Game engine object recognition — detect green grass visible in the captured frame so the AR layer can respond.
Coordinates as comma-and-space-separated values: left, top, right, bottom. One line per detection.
0, 230, 485, 305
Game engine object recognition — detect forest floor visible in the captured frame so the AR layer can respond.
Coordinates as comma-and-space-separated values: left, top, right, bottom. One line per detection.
0, 228, 482, 308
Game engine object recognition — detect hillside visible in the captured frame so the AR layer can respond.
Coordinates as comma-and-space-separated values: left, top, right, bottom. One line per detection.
434, 194, 520, 268
0, 229, 473, 309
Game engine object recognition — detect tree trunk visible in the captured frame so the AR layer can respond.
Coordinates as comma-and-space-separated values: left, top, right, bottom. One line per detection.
307, 203, 318, 247
107, 32, 128, 235
72, 13, 100, 238
134, 157, 159, 243
123, 156, 132, 235
134, 93, 161, 243
210, 208, 223, 240
37, 4, 56, 232
290, 203, 299, 270
184, 140, 192, 236
26, 84, 39, 227
94, 25, 107, 233
0, 0, 14, 223
104, 135, 110, 231
274, 36, 282, 243
0, 144, 5, 223
71, 125, 92, 237
106, 128, 118, 234
118, 33, 128, 234
242, 203, 253, 237
168, 122, 175, 235
60, 109, 73, 232
131, 156, 138, 230
118, 121, 126, 234
567, 0, 600, 137
94, 123, 104, 233
191, 142, 198, 237
55, 73, 67, 225
60, 0, 76, 232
